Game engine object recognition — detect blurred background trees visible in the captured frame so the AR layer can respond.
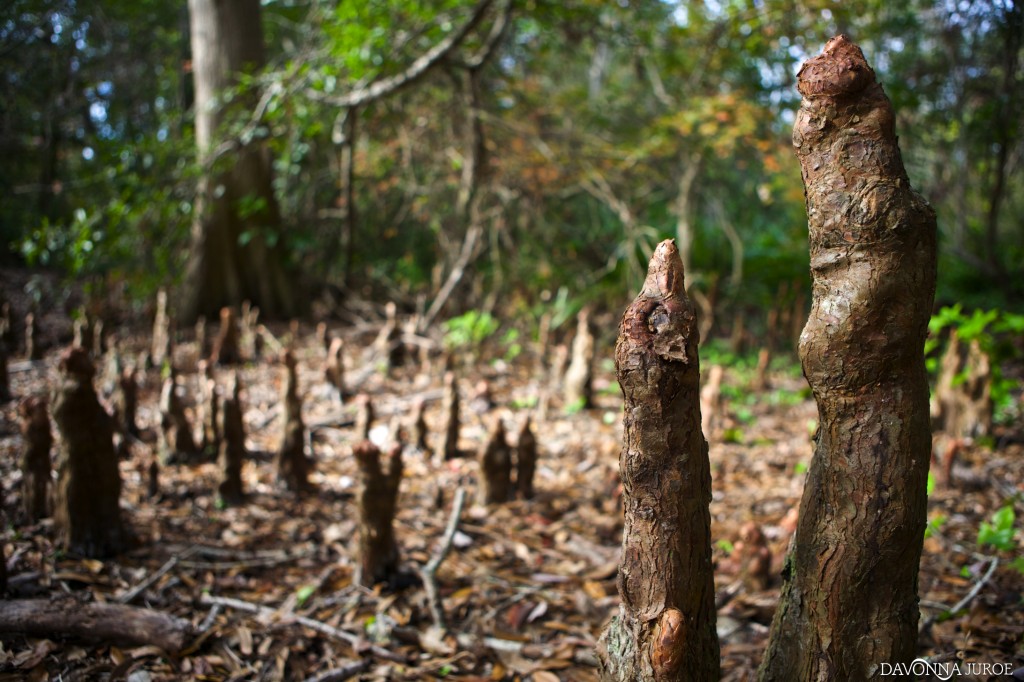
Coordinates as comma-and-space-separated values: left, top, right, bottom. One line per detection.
3, 0, 1021, 328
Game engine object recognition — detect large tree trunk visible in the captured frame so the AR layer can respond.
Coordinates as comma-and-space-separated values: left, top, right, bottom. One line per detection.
185, 0, 297, 321
759, 36, 937, 681
598, 239, 718, 681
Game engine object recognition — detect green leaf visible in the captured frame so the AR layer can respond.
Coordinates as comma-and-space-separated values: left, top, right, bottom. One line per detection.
295, 585, 316, 607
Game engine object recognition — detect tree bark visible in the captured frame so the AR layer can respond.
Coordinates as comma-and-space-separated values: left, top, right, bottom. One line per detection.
218, 372, 246, 505
52, 347, 126, 558
0, 599, 191, 652
759, 36, 937, 681
477, 415, 511, 506
275, 350, 310, 493
185, 0, 297, 321
598, 239, 718, 682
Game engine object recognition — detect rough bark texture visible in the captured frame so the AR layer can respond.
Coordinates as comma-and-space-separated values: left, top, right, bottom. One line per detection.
159, 370, 199, 464
759, 36, 937, 681
478, 416, 512, 506
218, 373, 246, 505
515, 415, 537, 500
51, 347, 125, 558
185, 0, 297, 320
19, 396, 52, 522
354, 440, 403, 587
0, 599, 192, 652
438, 371, 460, 461
211, 307, 243, 365
598, 239, 718, 682
564, 309, 595, 410
275, 350, 309, 492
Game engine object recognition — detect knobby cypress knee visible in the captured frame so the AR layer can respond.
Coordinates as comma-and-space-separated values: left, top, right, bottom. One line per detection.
759, 36, 937, 681
598, 239, 718, 682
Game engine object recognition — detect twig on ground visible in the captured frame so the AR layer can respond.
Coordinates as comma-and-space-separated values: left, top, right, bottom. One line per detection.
118, 545, 199, 604
920, 556, 999, 636
198, 593, 407, 663
302, 658, 372, 682
419, 487, 467, 630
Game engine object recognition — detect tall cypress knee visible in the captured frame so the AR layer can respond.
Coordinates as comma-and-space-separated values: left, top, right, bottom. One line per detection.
354, 440, 403, 587
20, 396, 53, 522
759, 36, 937, 681
598, 239, 718, 682
52, 347, 125, 558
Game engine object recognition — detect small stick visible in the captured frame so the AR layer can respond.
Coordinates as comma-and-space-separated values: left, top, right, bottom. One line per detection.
118, 546, 199, 605
198, 593, 406, 663
419, 487, 467, 630
302, 659, 372, 682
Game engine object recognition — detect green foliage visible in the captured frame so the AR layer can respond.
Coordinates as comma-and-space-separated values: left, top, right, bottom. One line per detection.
924, 513, 946, 540
564, 396, 586, 416
977, 505, 1017, 553
927, 305, 1024, 424
443, 310, 499, 351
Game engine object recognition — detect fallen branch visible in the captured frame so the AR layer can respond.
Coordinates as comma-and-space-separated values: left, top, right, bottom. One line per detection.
0, 599, 192, 652
920, 557, 999, 636
118, 545, 199, 604
419, 487, 467, 630
198, 593, 407, 664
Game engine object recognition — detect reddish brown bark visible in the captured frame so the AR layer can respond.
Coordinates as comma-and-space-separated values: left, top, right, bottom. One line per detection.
598, 239, 718, 682
52, 347, 126, 558
933, 331, 992, 440
760, 36, 937, 681
736, 522, 771, 592
19, 396, 52, 522
354, 440, 403, 586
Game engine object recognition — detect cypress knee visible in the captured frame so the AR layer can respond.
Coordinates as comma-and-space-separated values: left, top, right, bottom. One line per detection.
478, 415, 512, 506
211, 307, 243, 365
0, 341, 10, 402
52, 347, 125, 557
159, 368, 198, 463
597, 239, 718, 682
25, 312, 41, 361
325, 336, 346, 402
437, 371, 460, 462
152, 288, 170, 367
275, 350, 310, 492
515, 415, 537, 500
354, 440, 403, 586
218, 372, 246, 505
19, 396, 53, 522
564, 308, 594, 410
759, 36, 937, 681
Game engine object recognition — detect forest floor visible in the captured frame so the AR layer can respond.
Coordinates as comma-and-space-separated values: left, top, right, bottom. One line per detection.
1, 273, 1023, 681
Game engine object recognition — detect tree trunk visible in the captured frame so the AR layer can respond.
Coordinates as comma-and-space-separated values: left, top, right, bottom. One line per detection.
52, 347, 126, 558
185, 0, 297, 321
759, 36, 937, 681
354, 441, 403, 587
598, 239, 718, 682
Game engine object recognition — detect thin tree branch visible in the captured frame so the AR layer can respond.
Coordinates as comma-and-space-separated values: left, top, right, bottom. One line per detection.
419, 487, 467, 630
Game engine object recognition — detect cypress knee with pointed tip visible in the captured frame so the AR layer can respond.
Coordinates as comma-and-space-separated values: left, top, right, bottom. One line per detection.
275, 350, 310, 492
211, 307, 243, 365
115, 364, 139, 438
197, 360, 221, 458
354, 440, 403, 586
515, 415, 537, 500
218, 372, 246, 505
355, 394, 374, 442
411, 398, 429, 452
478, 415, 512, 506
19, 396, 53, 522
52, 347, 125, 558
597, 239, 718, 682
759, 36, 936, 681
